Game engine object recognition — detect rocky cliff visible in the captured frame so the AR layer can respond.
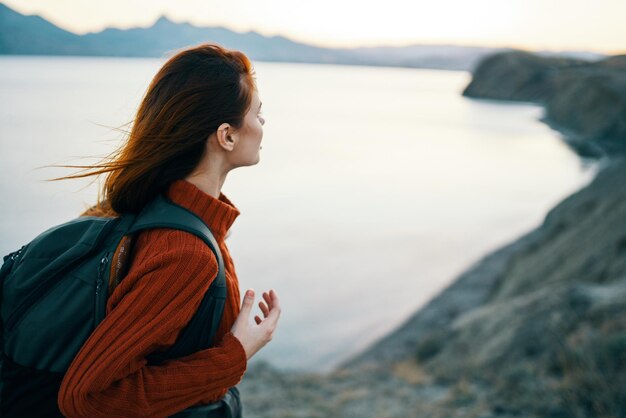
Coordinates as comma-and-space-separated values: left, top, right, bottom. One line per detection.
463, 50, 626, 158
238, 51, 626, 418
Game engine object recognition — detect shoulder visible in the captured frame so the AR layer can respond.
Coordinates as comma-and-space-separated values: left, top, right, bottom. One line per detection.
107, 228, 219, 312
80, 200, 117, 218
132, 228, 218, 267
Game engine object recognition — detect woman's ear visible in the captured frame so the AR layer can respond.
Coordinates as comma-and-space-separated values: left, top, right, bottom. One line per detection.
215, 122, 237, 152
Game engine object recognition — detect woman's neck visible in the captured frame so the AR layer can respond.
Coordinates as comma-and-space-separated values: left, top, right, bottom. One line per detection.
184, 140, 233, 198
184, 173, 227, 198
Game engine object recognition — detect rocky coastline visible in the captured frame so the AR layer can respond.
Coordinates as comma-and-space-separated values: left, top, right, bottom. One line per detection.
239, 51, 626, 418
462, 50, 626, 158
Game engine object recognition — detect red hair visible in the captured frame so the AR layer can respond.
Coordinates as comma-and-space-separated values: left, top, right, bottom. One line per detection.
49, 43, 256, 216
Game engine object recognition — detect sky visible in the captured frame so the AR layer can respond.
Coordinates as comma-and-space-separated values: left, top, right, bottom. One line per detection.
4, 0, 625, 54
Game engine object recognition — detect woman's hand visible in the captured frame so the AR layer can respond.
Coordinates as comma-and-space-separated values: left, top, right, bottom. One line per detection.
230, 289, 281, 359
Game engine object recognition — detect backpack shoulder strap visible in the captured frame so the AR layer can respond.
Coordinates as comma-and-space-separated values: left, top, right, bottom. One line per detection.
128, 193, 226, 289
125, 193, 228, 362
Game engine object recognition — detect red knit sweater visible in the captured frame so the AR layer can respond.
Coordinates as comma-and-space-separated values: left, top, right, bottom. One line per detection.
57, 179, 248, 418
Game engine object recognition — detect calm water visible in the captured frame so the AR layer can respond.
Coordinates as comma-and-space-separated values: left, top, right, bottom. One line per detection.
0, 56, 596, 372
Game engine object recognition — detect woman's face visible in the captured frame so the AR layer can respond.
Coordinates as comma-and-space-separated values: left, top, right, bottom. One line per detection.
229, 89, 265, 167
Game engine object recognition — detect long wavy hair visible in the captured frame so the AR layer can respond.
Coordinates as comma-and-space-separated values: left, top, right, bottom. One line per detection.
48, 43, 256, 217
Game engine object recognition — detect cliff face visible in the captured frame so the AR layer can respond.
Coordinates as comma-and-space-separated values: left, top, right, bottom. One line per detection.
341, 156, 626, 373
237, 51, 626, 417
239, 158, 626, 418
333, 52, 626, 417
463, 51, 626, 158
461, 50, 585, 102
327, 51, 626, 417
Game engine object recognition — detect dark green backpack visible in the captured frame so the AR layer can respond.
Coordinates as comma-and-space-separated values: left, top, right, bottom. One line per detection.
0, 192, 227, 417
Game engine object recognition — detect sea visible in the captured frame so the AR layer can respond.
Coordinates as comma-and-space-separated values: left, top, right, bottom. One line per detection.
0, 56, 598, 372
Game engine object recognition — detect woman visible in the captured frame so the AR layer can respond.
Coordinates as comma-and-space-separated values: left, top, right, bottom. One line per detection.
54, 43, 281, 417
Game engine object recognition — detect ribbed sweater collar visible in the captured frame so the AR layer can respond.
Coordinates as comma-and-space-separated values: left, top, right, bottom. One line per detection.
166, 179, 240, 240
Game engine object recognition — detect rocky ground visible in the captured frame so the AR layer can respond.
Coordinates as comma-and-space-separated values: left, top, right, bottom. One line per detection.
238, 51, 626, 418
463, 50, 626, 157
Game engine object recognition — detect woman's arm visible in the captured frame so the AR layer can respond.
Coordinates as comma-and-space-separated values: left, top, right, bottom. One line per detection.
57, 231, 247, 418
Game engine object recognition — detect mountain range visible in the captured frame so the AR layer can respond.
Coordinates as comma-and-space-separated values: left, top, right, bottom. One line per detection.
0, 2, 607, 71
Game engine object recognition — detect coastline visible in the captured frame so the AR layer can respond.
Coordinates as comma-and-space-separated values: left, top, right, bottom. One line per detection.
239, 50, 626, 417
240, 158, 624, 418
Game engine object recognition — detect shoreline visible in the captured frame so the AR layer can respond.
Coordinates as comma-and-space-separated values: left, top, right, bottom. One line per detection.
239, 50, 626, 417
240, 137, 625, 418
337, 50, 623, 370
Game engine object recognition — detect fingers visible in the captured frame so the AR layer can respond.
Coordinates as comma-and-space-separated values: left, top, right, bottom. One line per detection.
258, 290, 276, 318
259, 301, 269, 317
263, 291, 272, 310
239, 289, 255, 319
254, 290, 280, 326
266, 291, 281, 323
262, 289, 279, 309
270, 289, 279, 304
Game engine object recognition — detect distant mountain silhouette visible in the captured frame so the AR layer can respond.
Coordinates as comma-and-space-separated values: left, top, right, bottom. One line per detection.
0, 2, 607, 71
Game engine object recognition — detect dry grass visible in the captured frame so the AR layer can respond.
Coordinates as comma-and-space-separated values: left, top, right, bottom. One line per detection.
391, 360, 433, 385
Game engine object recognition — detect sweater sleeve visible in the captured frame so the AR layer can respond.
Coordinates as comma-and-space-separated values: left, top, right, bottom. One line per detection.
57, 234, 247, 418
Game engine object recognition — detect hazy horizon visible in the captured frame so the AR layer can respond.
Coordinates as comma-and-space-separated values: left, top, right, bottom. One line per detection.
2, 0, 625, 55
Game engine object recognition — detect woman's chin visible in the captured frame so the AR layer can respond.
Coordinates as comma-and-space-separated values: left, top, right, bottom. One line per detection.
245, 154, 261, 167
